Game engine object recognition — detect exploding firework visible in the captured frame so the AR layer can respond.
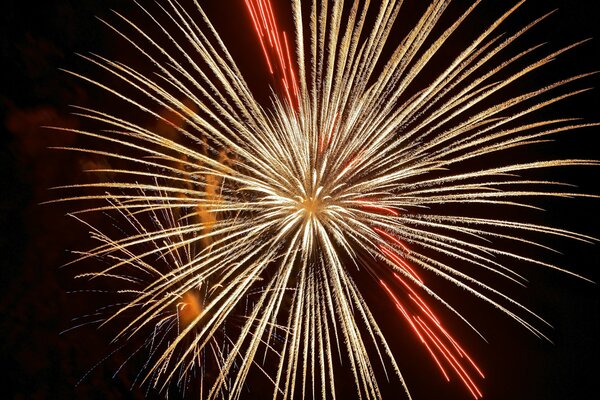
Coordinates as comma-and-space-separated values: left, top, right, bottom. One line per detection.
52, 0, 598, 399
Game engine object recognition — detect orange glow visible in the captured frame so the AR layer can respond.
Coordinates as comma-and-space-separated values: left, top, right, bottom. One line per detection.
178, 290, 203, 327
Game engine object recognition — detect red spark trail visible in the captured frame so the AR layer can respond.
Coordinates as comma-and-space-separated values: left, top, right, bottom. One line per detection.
379, 271, 485, 398
374, 227, 410, 252
245, 0, 299, 109
380, 246, 423, 283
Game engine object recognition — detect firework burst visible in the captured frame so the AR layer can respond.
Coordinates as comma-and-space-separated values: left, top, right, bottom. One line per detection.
53, 0, 598, 399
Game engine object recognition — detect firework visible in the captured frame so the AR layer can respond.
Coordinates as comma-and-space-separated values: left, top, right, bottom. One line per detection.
53, 0, 597, 399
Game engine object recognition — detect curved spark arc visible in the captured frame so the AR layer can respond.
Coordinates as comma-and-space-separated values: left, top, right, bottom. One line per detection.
55, 0, 599, 399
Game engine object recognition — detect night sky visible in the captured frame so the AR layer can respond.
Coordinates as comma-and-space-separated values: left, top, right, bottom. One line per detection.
1, 1, 599, 399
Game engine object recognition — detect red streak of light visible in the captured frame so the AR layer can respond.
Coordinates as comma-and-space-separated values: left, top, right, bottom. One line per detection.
265, 1, 288, 79
253, 0, 299, 107
257, 0, 272, 46
339, 149, 365, 171
413, 323, 452, 381
416, 317, 483, 399
380, 280, 450, 381
380, 247, 423, 283
397, 276, 486, 380
360, 204, 399, 216
412, 319, 452, 381
420, 332, 452, 382
265, 0, 278, 42
247, 0, 299, 109
245, 0, 262, 36
410, 294, 442, 325
394, 273, 485, 379
414, 319, 481, 400
381, 273, 485, 397
245, 0, 274, 74
373, 227, 409, 252
272, 27, 288, 77
432, 318, 486, 378
413, 319, 452, 381
380, 280, 422, 338
394, 273, 439, 323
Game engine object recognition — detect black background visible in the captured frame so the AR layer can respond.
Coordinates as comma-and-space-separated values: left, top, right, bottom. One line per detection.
1, 1, 599, 399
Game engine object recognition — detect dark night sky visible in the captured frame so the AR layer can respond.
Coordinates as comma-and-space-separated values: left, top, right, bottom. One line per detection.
1, 1, 599, 399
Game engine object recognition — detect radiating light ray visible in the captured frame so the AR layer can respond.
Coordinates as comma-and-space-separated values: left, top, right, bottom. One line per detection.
55, 0, 598, 399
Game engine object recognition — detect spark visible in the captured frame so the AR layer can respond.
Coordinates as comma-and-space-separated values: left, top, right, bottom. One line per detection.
54, 0, 598, 399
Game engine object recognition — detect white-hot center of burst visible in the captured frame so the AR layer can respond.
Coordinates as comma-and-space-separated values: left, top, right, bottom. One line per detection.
300, 196, 323, 219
